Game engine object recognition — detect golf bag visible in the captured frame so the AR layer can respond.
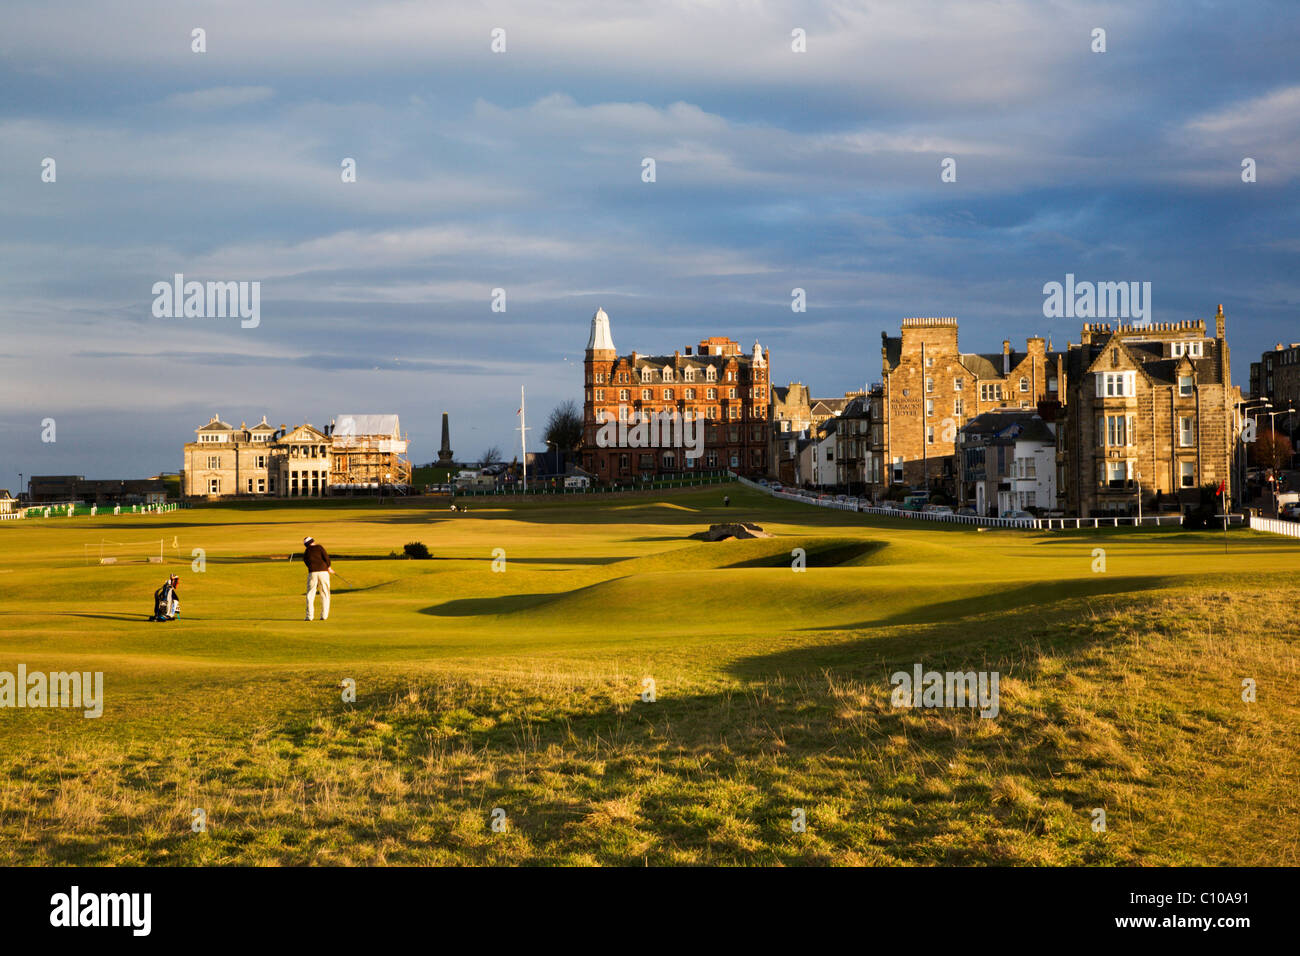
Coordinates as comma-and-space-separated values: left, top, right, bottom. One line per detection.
152, 581, 178, 621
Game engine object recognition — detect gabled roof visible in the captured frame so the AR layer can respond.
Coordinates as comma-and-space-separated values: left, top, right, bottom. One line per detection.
959, 353, 1002, 380
197, 416, 233, 432
282, 423, 329, 442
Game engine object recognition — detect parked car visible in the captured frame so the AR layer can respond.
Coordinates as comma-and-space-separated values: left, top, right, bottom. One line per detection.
927, 504, 954, 515
834, 494, 848, 503
878, 500, 897, 510
771, 483, 783, 492
955, 506, 977, 517
758, 478, 769, 486
1280, 502, 1300, 521
1001, 509, 1033, 519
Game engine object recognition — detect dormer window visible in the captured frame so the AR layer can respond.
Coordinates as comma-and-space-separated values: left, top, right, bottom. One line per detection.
662, 366, 673, 382
1188, 341, 1203, 358
706, 366, 717, 382
640, 367, 651, 383
684, 367, 695, 383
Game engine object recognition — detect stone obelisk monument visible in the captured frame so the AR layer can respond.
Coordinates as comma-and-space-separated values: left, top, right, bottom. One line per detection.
436, 412, 455, 467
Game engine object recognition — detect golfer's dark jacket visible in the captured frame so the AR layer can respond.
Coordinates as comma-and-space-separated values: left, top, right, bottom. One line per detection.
302, 543, 331, 573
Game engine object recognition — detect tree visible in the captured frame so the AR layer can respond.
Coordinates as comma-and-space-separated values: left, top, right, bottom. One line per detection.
481, 445, 503, 465
1248, 429, 1293, 471
544, 399, 583, 451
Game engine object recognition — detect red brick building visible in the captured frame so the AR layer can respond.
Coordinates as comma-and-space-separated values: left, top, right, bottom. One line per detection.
581, 308, 770, 480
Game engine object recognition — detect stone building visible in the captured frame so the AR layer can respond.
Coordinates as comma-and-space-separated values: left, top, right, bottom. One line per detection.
769, 384, 860, 484
1056, 307, 1239, 516
1248, 342, 1300, 430
880, 318, 1061, 494
833, 388, 884, 494
182, 416, 333, 498
581, 308, 771, 480
957, 411, 1057, 516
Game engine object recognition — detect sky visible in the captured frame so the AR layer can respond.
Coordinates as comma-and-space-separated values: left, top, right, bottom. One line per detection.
1, 0, 1298, 486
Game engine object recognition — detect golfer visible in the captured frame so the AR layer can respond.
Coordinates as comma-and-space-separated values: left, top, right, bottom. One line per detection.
302, 536, 333, 621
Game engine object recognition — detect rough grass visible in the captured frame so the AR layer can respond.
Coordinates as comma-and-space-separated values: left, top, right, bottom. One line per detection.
0, 487, 1296, 865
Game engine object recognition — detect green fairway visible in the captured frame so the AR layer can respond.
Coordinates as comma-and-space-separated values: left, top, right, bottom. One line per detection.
1, 486, 1297, 865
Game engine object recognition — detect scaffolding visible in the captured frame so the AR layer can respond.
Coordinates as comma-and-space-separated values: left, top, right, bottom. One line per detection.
329, 415, 413, 493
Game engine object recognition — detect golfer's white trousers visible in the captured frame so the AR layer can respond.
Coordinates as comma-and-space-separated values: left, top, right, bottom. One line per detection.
306, 571, 331, 620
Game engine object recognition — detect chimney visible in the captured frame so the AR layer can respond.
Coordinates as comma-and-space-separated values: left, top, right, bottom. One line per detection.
1216, 304, 1225, 339
1002, 340, 1011, 375
685, 346, 692, 355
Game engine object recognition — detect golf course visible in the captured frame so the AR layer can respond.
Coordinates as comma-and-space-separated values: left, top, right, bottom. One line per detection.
1, 484, 1297, 866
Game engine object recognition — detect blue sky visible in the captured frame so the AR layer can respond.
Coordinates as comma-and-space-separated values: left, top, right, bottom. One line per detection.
2, 0, 1297, 485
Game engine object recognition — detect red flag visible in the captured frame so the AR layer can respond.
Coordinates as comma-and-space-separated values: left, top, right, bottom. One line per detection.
1216, 480, 1225, 497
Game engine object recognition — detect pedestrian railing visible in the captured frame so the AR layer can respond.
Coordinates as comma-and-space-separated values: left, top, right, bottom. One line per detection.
731, 474, 1258, 532
18, 502, 187, 519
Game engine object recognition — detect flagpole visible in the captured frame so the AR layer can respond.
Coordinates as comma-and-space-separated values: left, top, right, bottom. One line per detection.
518, 385, 529, 493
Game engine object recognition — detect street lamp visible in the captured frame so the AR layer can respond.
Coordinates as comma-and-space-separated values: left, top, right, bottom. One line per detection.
1239, 399, 1272, 512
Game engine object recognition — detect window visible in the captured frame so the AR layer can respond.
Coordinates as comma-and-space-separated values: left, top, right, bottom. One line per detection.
685, 388, 695, 400
663, 367, 673, 382
258, 478, 266, 493
1096, 371, 1134, 397
594, 389, 604, 401
618, 406, 629, 422
953, 397, 964, 416
925, 377, 934, 393
1019, 377, 1028, 392
1178, 375, 1193, 397
641, 388, 652, 401
1188, 342, 1203, 358
207, 455, 220, 468
662, 451, 676, 469
641, 368, 652, 382
1047, 376, 1058, 392
595, 372, 604, 384
1171, 342, 1184, 358
728, 387, 737, 399
707, 388, 717, 400
925, 355, 934, 367
706, 366, 717, 382
925, 399, 934, 417
684, 367, 695, 382
619, 389, 630, 401
1179, 416, 1195, 447
1180, 461, 1195, 488
1105, 414, 1130, 446
256, 455, 266, 469
663, 388, 674, 401
208, 478, 220, 494
926, 426, 935, 445
954, 377, 964, 391
892, 457, 904, 482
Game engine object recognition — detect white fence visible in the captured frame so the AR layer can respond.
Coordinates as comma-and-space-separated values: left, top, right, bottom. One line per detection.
0, 512, 22, 521
1248, 514, 1300, 539
732, 474, 1260, 532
